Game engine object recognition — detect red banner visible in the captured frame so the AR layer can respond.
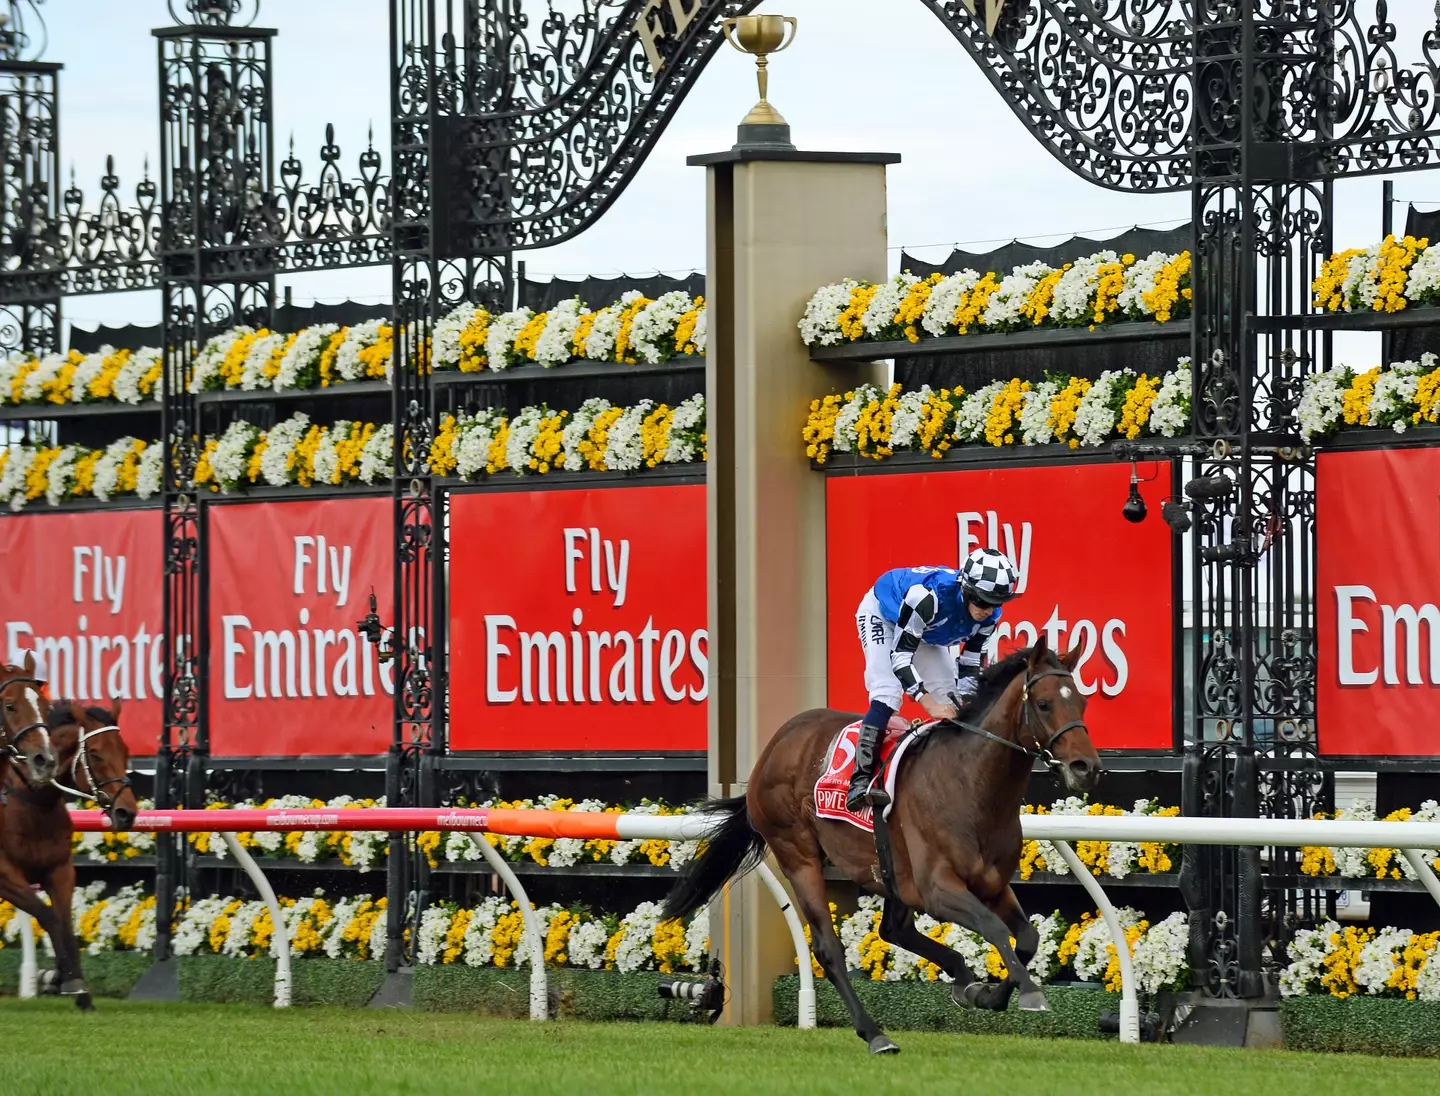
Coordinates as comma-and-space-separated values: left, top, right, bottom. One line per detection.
208, 497, 393, 756
0, 509, 163, 756
449, 485, 707, 752
826, 463, 1175, 750
1317, 448, 1440, 756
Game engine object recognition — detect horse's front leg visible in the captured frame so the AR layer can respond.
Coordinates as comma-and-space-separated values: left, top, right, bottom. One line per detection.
966, 885, 1040, 1013
0, 860, 89, 1010
43, 861, 93, 1010
920, 871, 1049, 1013
876, 898, 978, 1009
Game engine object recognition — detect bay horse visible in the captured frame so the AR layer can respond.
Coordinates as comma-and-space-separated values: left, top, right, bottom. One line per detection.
664, 638, 1102, 1054
1, 698, 136, 1009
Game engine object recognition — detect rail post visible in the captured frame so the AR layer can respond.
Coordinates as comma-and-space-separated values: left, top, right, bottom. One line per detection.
470, 834, 548, 1020
221, 834, 291, 1008
18, 915, 38, 999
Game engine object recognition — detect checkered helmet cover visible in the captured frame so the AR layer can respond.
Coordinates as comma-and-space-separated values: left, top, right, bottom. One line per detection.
959, 548, 1020, 606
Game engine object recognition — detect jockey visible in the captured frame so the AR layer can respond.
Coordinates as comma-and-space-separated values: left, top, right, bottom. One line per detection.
847, 547, 1022, 810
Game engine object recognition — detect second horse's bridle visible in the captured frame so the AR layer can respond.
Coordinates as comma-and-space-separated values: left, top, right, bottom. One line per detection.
51, 722, 132, 807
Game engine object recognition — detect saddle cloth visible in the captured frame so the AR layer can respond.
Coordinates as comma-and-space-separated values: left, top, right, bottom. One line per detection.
813, 716, 926, 833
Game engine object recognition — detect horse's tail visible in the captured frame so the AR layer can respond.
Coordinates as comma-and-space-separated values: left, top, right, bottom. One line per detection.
662, 794, 765, 922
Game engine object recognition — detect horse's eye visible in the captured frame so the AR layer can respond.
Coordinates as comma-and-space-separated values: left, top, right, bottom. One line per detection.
1037, 699, 1051, 712
3, 703, 12, 713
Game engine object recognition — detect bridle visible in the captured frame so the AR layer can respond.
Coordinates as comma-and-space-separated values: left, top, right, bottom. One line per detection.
0, 675, 51, 767
943, 665, 1091, 771
51, 722, 132, 808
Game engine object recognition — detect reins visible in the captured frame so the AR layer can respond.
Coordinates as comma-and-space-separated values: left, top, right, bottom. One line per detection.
939, 665, 1090, 771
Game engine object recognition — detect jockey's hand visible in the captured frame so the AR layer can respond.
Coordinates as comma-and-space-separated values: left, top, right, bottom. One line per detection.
919, 692, 959, 722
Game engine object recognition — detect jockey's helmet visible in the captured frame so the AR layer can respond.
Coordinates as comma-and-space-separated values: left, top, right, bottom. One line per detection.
959, 547, 1020, 607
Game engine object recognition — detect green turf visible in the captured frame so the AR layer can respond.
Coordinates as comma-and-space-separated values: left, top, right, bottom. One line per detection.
3, 999, 1438, 1096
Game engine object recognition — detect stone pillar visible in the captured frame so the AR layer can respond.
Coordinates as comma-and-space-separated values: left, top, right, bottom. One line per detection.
688, 146, 896, 1023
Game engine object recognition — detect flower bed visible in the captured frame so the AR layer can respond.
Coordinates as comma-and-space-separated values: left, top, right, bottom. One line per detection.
1312, 234, 1440, 316
798, 249, 1191, 349
1298, 354, 1440, 440
803, 361, 1190, 463
1295, 801, 1440, 881
1282, 921, 1440, 1002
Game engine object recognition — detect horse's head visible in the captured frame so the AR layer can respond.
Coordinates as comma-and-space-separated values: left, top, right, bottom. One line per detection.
50, 697, 137, 831
0, 653, 56, 788
1019, 637, 1101, 794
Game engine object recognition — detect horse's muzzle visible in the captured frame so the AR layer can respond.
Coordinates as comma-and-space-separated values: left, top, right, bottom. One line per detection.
1062, 756, 1101, 793
108, 804, 136, 832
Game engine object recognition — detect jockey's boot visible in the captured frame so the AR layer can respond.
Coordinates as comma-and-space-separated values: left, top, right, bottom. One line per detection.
846, 722, 887, 812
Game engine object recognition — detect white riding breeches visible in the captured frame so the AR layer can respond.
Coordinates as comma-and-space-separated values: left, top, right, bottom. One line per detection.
855, 588, 957, 712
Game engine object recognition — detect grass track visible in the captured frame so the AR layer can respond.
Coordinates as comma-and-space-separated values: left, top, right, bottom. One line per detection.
4, 998, 1434, 1096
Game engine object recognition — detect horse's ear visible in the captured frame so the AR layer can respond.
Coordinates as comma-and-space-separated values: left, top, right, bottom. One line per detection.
1028, 634, 1049, 666
110, 696, 123, 719
21, 650, 35, 674
1060, 644, 1082, 672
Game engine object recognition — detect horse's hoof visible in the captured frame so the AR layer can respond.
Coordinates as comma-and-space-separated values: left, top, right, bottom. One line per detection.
961, 982, 988, 1010
1018, 989, 1050, 1013
951, 983, 976, 1010
73, 993, 95, 1012
867, 1034, 900, 1055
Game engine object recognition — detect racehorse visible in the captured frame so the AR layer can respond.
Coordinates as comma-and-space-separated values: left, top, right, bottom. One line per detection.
0, 655, 57, 789
663, 638, 1102, 1054
0, 698, 135, 1009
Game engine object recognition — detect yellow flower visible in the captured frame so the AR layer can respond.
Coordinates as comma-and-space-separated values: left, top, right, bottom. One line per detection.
572, 310, 600, 360
1020, 265, 1069, 326
1117, 373, 1161, 439
653, 917, 687, 973
514, 311, 550, 361
1412, 364, 1440, 424
220, 330, 265, 389
954, 272, 1000, 334
430, 414, 459, 477
528, 412, 567, 474
1048, 376, 1092, 447
855, 383, 903, 458
1313, 248, 1367, 312
1058, 913, 1092, 968
545, 910, 576, 965
1143, 251, 1192, 323
443, 908, 473, 964
71, 449, 102, 498
1372, 235, 1428, 313
416, 829, 443, 869
89, 348, 130, 401
8, 356, 39, 404
43, 349, 85, 404
25, 447, 59, 500
293, 424, 325, 488
357, 324, 394, 379
614, 296, 653, 364
1322, 926, 1372, 998
492, 908, 525, 967
802, 393, 844, 465
837, 284, 880, 342
1104, 921, 1147, 992
459, 309, 492, 372
485, 419, 511, 474
1091, 259, 1131, 325
581, 406, 624, 471
1342, 365, 1382, 427
895, 274, 944, 342
984, 378, 1030, 447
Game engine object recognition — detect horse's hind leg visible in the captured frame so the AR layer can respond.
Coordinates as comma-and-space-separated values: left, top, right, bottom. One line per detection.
923, 875, 1049, 1013
963, 886, 1041, 1013
44, 862, 93, 1010
771, 842, 898, 1054
877, 898, 978, 1009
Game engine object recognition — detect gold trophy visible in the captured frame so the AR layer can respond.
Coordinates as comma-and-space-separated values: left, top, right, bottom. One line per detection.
722, 14, 798, 150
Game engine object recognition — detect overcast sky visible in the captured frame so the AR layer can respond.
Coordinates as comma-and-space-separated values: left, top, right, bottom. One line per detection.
49, 0, 1434, 365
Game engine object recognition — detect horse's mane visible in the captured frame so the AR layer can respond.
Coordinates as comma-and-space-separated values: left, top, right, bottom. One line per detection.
46, 699, 114, 728
938, 644, 1060, 730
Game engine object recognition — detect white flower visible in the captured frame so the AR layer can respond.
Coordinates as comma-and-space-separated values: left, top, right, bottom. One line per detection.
584, 291, 643, 361
1297, 367, 1351, 441
1131, 911, 1189, 993
954, 380, 1004, 443
359, 424, 393, 485
137, 441, 164, 499
533, 298, 586, 367
561, 398, 613, 471
1280, 920, 1340, 997
92, 437, 139, 502
1018, 380, 1062, 445
417, 905, 453, 965
568, 918, 612, 970
1073, 369, 1136, 447
630, 291, 695, 364
922, 270, 980, 337
1149, 357, 1192, 437
860, 274, 916, 339
1, 446, 30, 511
452, 409, 505, 479
258, 413, 311, 487
463, 897, 512, 968
189, 328, 253, 392
486, 309, 535, 371
612, 902, 665, 973
273, 323, 339, 391
334, 320, 386, 382
1051, 251, 1119, 326
888, 387, 933, 450
45, 444, 82, 506
691, 307, 708, 355
1368, 355, 1429, 427
603, 400, 652, 472
799, 281, 861, 347
1072, 906, 1143, 982
240, 332, 285, 391
505, 405, 547, 473
833, 383, 883, 453
70, 349, 109, 403
114, 347, 163, 405
665, 394, 706, 464
1406, 244, 1440, 304
433, 303, 481, 371
1118, 251, 1172, 318
984, 262, 1055, 330
24, 352, 66, 403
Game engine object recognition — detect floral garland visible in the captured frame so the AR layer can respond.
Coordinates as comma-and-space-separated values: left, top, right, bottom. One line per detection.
1312, 235, 1437, 314
433, 291, 708, 374
799, 250, 1192, 347
820, 895, 1188, 994
432, 394, 706, 480
1282, 920, 1440, 1001
1297, 354, 1440, 440
803, 358, 1191, 464
0, 346, 165, 408
0, 438, 163, 511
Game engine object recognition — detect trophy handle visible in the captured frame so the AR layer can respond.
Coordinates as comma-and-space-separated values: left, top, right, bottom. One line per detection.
720, 17, 743, 51
772, 16, 798, 54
